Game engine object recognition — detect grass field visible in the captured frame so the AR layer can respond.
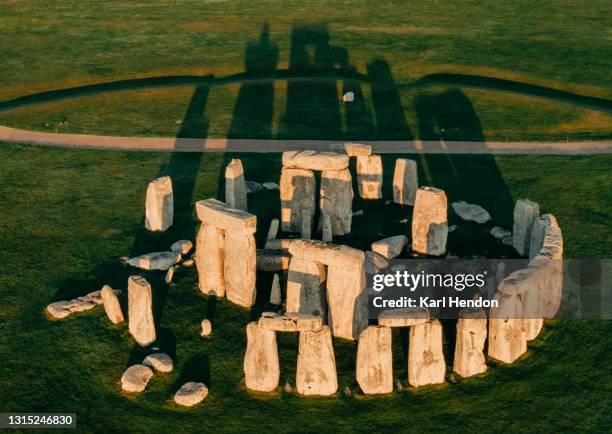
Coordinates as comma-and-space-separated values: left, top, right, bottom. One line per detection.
0, 144, 610, 432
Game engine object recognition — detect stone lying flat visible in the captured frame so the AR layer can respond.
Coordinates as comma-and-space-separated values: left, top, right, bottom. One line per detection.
280, 168, 316, 233
343, 143, 372, 156
364, 251, 389, 275
245, 180, 264, 194
46, 289, 120, 319
451, 201, 491, 224
145, 176, 173, 232
174, 382, 208, 407
121, 364, 154, 393
282, 150, 349, 171
371, 235, 408, 259
256, 249, 290, 272
101, 285, 124, 324
259, 312, 323, 332
195, 199, 256, 232
171, 240, 193, 255
263, 182, 279, 190
490, 226, 511, 240
127, 251, 181, 271
378, 307, 429, 327
288, 240, 365, 271
143, 353, 173, 373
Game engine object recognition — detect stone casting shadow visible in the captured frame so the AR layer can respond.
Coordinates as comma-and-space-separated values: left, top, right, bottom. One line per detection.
171, 353, 211, 392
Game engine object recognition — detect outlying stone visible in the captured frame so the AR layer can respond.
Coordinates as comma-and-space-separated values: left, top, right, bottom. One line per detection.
224, 229, 256, 308
256, 249, 290, 272
263, 182, 280, 190
195, 223, 225, 297
143, 353, 173, 373
46, 289, 107, 319
356, 326, 393, 394
128, 275, 156, 346
512, 199, 540, 256
145, 176, 173, 232
411, 187, 448, 256
171, 240, 193, 255
269, 274, 281, 305
451, 201, 491, 223
244, 322, 280, 392
225, 159, 248, 211
282, 150, 349, 171
488, 292, 527, 363
101, 285, 124, 324
408, 319, 446, 387
371, 235, 408, 259
296, 326, 338, 396
174, 382, 208, 407
286, 258, 326, 316
453, 308, 487, 378
127, 251, 181, 271
356, 155, 383, 199
259, 312, 323, 332
121, 364, 154, 393
195, 199, 256, 232
320, 169, 353, 236
378, 307, 430, 327
200, 319, 212, 337
393, 159, 418, 205
280, 168, 316, 233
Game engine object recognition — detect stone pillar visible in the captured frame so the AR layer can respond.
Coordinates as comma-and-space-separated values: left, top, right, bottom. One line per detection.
224, 229, 257, 308
320, 213, 333, 242
408, 319, 446, 387
266, 218, 279, 241
513, 199, 540, 256
296, 326, 338, 396
300, 208, 312, 239
145, 176, 173, 231
128, 275, 156, 346
356, 155, 383, 199
195, 223, 225, 297
286, 258, 327, 317
244, 322, 280, 392
356, 326, 393, 394
488, 292, 527, 363
393, 158, 418, 205
280, 168, 316, 233
411, 187, 448, 256
320, 169, 353, 236
453, 308, 487, 378
269, 273, 281, 305
327, 263, 367, 340
522, 289, 544, 341
225, 159, 248, 211
101, 285, 124, 324
529, 214, 549, 259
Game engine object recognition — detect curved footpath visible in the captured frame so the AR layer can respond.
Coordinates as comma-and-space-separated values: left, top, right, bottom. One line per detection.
0, 126, 611, 154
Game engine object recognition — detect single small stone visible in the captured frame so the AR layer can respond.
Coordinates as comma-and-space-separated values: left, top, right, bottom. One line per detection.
245, 181, 264, 194
502, 236, 513, 246
491, 226, 511, 240
343, 92, 355, 102
284, 382, 292, 393
182, 259, 194, 267
263, 182, 280, 190
165, 265, 177, 284
127, 251, 181, 271
399, 218, 408, 224
143, 353, 173, 373
451, 201, 491, 223
352, 210, 364, 217
395, 379, 404, 391
174, 382, 208, 407
385, 200, 392, 205
448, 225, 458, 232
343, 386, 352, 397
121, 364, 154, 393
171, 240, 193, 255
447, 372, 460, 384
200, 319, 212, 337
269, 274, 281, 305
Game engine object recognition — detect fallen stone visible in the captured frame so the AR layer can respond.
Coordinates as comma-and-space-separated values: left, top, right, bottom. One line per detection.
269, 274, 281, 305
101, 285, 124, 324
371, 235, 408, 259
451, 201, 491, 223
165, 265, 177, 284
453, 308, 487, 378
280, 168, 316, 233
195, 199, 256, 232
127, 251, 181, 271
182, 259, 194, 267
145, 176, 173, 232
143, 353, 173, 373
46, 299, 97, 319
121, 364, 154, 393
225, 159, 248, 211
356, 155, 383, 199
245, 180, 264, 194
263, 182, 280, 190
200, 319, 212, 337
352, 210, 364, 217
128, 275, 156, 346
286, 258, 326, 316
378, 307, 430, 327
195, 223, 225, 297
174, 382, 208, 407
411, 187, 448, 256
491, 226, 511, 240
356, 326, 393, 394
282, 150, 349, 171
171, 240, 193, 255
259, 312, 323, 332
224, 229, 257, 308
244, 322, 280, 392
512, 199, 540, 256
393, 159, 418, 205
502, 236, 513, 246
408, 319, 446, 387
320, 169, 353, 236
364, 251, 389, 275
296, 326, 338, 396
289, 240, 365, 271
266, 218, 279, 241
256, 249, 291, 272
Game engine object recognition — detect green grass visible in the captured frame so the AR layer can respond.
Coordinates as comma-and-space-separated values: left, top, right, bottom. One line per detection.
0, 143, 610, 432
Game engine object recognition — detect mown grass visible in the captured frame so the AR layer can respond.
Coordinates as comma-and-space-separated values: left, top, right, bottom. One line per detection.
0, 143, 609, 432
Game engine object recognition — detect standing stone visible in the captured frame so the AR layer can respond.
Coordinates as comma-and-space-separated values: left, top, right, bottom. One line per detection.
266, 218, 279, 241
195, 223, 225, 297
327, 263, 367, 340
411, 187, 448, 256
296, 326, 338, 396
225, 159, 248, 211
300, 208, 312, 239
320, 213, 333, 242
393, 159, 418, 205
488, 292, 527, 363
286, 258, 326, 317
513, 199, 540, 256
522, 288, 544, 341
529, 214, 551, 259
128, 275, 156, 346
145, 176, 173, 231
356, 326, 393, 394
224, 229, 256, 308
269, 273, 281, 305
371, 235, 408, 259
280, 168, 316, 232
320, 169, 353, 236
453, 308, 487, 378
356, 155, 383, 199
408, 319, 446, 387
244, 322, 280, 392
101, 284, 124, 324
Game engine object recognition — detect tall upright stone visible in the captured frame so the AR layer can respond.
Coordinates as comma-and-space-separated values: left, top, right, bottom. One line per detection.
320, 169, 353, 236
356, 155, 383, 199
408, 319, 446, 387
327, 263, 367, 340
244, 322, 280, 392
224, 229, 257, 308
225, 159, 248, 211
320, 213, 333, 242
145, 176, 173, 231
128, 275, 156, 346
266, 218, 279, 241
286, 258, 326, 317
296, 326, 338, 396
280, 168, 316, 232
195, 223, 225, 297
300, 208, 312, 239
356, 326, 393, 394
488, 292, 527, 363
513, 199, 540, 256
411, 187, 448, 256
269, 273, 282, 305
529, 214, 551, 260
453, 308, 487, 378
393, 159, 418, 205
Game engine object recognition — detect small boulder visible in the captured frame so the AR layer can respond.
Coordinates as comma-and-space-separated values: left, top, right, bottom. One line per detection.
245, 181, 264, 194
121, 364, 154, 392
171, 240, 193, 255
491, 226, 511, 240
143, 353, 173, 373
174, 382, 208, 407
200, 319, 212, 337
165, 265, 177, 284
451, 201, 491, 223
182, 259, 195, 267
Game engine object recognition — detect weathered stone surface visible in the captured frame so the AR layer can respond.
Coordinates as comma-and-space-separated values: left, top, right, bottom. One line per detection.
453, 308, 487, 378
259, 312, 323, 332
378, 307, 430, 327
300, 208, 312, 239
121, 364, 154, 393
356, 326, 393, 394
182, 259, 194, 267
174, 382, 208, 407
225, 159, 248, 211
320, 169, 353, 236
200, 319, 212, 336
165, 265, 177, 284
320, 213, 333, 242
269, 274, 281, 305
171, 240, 193, 255
143, 353, 173, 373
224, 229, 256, 308
296, 326, 338, 396
195, 223, 225, 297
101, 285, 124, 324
127, 251, 181, 271
264, 238, 296, 251
327, 264, 367, 340
195, 199, 256, 232
408, 319, 446, 387
411, 187, 448, 256
46, 298, 97, 319
356, 155, 383, 199
256, 249, 290, 272
145, 176, 173, 232
266, 218, 279, 241
491, 226, 512, 240
371, 235, 408, 259
343, 142, 372, 156
364, 251, 389, 275
128, 275, 156, 346
280, 168, 316, 233
289, 240, 365, 271
286, 258, 327, 316
244, 322, 280, 392
282, 150, 349, 171
451, 201, 491, 224
529, 214, 552, 259
488, 293, 527, 363
393, 159, 418, 205
512, 199, 540, 256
